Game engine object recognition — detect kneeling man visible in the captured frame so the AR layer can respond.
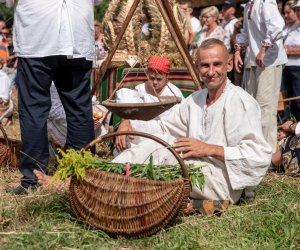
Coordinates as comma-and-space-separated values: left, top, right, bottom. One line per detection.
34, 39, 271, 204
114, 38, 272, 204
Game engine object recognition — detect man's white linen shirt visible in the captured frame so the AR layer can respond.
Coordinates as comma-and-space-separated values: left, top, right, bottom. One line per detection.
236, 0, 287, 66
113, 81, 272, 203
222, 18, 237, 50
6, 0, 102, 60
160, 82, 271, 191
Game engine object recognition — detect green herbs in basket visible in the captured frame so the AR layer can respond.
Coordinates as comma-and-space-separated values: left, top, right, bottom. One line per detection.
52, 149, 205, 190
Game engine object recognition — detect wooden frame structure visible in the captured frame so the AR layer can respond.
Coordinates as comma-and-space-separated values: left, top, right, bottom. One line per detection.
96, 0, 202, 93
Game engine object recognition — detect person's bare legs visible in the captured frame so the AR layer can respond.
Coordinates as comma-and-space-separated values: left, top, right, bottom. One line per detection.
33, 170, 70, 191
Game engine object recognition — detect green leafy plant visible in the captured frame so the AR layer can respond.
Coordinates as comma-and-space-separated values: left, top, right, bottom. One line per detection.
52, 149, 205, 190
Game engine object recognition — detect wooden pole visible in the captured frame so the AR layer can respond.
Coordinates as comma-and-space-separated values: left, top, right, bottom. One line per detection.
279, 95, 300, 102
95, 0, 141, 87
156, 0, 202, 90
94, 0, 202, 94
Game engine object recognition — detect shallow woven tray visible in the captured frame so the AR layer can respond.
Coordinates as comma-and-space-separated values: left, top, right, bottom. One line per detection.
102, 96, 182, 121
69, 131, 190, 238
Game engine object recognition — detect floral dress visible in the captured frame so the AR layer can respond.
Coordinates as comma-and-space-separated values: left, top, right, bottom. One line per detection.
195, 25, 228, 47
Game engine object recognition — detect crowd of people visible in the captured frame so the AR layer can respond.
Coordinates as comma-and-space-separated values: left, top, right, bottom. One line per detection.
0, 20, 16, 126
0, 0, 299, 213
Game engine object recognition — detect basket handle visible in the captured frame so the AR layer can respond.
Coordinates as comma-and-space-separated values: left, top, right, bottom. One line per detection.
0, 124, 10, 147
82, 131, 190, 180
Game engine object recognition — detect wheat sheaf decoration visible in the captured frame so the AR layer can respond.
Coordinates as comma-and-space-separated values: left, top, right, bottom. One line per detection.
102, 0, 186, 68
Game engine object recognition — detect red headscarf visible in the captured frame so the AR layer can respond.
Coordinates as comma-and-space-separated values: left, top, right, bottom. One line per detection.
147, 55, 170, 74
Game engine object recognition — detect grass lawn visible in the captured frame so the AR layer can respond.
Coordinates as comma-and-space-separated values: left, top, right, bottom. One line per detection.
1, 69, 299, 249
0, 170, 299, 250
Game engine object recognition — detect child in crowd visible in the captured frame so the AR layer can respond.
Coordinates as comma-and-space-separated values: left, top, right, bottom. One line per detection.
0, 58, 13, 126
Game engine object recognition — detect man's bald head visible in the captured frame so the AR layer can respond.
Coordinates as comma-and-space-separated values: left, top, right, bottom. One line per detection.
196, 38, 229, 62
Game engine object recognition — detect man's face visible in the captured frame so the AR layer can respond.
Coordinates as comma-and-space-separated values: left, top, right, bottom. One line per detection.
146, 70, 168, 94
196, 45, 232, 91
221, 6, 235, 19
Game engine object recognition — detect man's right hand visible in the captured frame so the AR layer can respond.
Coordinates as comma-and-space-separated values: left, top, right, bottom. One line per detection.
115, 119, 133, 152
234, 53, 243, 73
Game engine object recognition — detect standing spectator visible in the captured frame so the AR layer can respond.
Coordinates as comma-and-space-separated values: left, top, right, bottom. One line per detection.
3, 0, 103, 195
0, 28, 9, 63
234, 0, 288, 153
0, 58, 13, 126
193, 6, 227, 50
221, 0, 238, 83
94, 21, 107, 61
282, 0, 300, 121
230, 17, 244, 86
221, 0, 238, 51
5, 33, 17, 85
178, 1, 201, 48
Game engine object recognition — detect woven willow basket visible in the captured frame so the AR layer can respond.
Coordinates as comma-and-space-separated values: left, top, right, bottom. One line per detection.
69, 131, 190, 238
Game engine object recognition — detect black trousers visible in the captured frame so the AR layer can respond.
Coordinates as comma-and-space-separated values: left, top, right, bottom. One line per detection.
17, 56, 95, 188
282, 66, 300, 121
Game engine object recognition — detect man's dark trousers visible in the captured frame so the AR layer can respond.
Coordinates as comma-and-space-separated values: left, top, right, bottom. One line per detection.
17, 56, 95, 188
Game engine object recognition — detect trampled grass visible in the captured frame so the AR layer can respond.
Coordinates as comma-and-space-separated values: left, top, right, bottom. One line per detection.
0, 171, 299, 250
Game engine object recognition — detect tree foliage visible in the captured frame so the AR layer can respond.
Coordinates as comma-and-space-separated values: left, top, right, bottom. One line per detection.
0, 4, 13, 26
94, 0, 110, 22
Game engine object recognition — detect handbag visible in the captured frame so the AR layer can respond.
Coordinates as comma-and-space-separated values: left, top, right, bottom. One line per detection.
0, 124, 21, 169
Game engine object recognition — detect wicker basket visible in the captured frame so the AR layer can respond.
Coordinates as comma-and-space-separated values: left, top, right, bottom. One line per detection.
0, 125, 21, 169
69, 131, 190, 238
102, 96, 182, 121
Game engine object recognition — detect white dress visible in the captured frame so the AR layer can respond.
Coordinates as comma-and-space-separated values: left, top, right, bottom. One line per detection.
113, 81, 272, 203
